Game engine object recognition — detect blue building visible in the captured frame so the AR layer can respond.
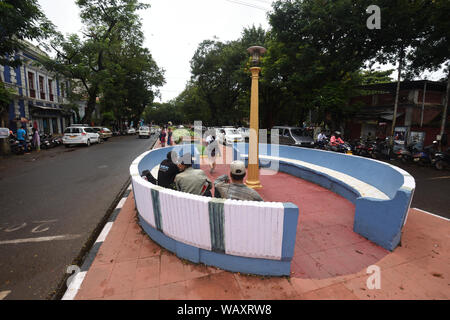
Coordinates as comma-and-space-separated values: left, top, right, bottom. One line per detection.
0, 40, 75, 134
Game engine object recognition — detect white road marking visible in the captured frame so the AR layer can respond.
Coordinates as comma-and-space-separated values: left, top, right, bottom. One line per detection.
0, 234, 82, 245
116, 197, 127, 209
0, 290, 11, 300
412, 208, 450, 221
61, 271, 87, 300
95, 222, 113, 243
4, 223, 27, 232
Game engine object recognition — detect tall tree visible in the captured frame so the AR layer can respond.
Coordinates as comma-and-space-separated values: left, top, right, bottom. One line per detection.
368, 0, 431, 142
44, 0, 151, 124
406, 0, 450, 149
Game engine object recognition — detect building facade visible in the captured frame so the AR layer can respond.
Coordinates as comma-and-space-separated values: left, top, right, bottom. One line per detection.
347, 80, 449, 147
0, 41, 75, 135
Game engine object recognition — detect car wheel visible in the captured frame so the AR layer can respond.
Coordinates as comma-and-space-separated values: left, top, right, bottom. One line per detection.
86, 139, 91, 147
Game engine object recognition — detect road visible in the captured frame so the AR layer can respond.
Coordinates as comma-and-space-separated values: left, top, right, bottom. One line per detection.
384, 158, 450, 219
0, 134, 157, 300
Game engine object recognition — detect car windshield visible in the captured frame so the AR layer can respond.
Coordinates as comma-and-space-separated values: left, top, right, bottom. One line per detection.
225, 129, 238, 135
92, 128, 101, 132
140, 127, 149, 130
291, 129, 308, 137
65, 128, 80, 134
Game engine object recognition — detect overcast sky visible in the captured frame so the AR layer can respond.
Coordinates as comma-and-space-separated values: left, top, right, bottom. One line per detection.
36, 0, 444, 103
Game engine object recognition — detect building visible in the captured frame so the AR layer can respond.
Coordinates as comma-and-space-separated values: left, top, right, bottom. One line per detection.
347, 80, 449, 147
0, 40, 74, 134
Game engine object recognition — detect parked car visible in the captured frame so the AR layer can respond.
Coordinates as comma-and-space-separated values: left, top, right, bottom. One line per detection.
138, 126, 151, 139
218, 127, 244, 145
127, 127, 136, 135
62, 126, 100, 147
271, 126, 315, 148
92, 127, 112, 141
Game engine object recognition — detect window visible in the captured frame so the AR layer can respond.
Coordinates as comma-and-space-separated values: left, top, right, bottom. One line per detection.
28, 72, 35, 98
48, 79, 53, 101
39, 75, 45, 100
60, 83, 65, 98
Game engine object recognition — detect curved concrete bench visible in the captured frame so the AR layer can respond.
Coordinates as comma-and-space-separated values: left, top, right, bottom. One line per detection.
130, 144, 299, 276
234, 143, 415, 251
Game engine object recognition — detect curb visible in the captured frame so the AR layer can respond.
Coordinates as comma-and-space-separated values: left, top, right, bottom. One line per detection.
61, 183, 133, 300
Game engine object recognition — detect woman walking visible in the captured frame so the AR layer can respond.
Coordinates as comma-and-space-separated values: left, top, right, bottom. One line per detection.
159, 127, 167, 147
32, 127, 40, 152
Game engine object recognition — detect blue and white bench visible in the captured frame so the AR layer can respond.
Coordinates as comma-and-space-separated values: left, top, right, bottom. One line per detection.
130, 144, 299, 276
234, 143, 415, 251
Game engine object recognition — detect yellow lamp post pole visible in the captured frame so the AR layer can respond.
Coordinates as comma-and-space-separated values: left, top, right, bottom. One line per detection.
245, 46, 266, 189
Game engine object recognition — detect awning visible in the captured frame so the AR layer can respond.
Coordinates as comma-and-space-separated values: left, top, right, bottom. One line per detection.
29, 104, 73, 116
379, 112, 404, 121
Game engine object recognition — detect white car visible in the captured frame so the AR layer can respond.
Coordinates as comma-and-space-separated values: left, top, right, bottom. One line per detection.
138, 126, 150, 139
127, 127, 136, 135
63, 126, 100, 147
221, 128, 244, 145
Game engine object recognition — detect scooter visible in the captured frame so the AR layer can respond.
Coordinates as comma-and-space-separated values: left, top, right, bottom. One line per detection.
431, 150, 450, 170
9, 137, 25, 155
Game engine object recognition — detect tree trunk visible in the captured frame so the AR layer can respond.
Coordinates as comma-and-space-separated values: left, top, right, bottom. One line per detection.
82, 88, 98, 125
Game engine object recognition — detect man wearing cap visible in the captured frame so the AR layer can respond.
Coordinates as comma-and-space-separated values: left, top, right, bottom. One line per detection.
214, 160, 263, 201
175, 152, 212, 196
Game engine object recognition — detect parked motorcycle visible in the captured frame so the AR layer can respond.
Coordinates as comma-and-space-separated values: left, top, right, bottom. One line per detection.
9, 137, 25, 155
431, 149, 450, 170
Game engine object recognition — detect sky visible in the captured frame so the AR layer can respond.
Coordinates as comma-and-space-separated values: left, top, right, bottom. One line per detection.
36, 0, 444, 103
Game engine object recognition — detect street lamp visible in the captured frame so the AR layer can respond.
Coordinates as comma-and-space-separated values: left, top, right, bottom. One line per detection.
245, 46, 266, 189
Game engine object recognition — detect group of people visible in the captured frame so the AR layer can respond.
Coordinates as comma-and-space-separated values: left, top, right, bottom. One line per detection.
159, 127, 173, 147
142, 151, 263, 202
12, 125, 41, 153
317, 130, 345, 147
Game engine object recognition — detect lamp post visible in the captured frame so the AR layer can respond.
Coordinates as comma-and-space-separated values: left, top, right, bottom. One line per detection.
245, 46, 266, 189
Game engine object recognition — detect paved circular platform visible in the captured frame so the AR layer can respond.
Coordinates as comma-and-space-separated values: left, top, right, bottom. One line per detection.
201, 151, 389, 279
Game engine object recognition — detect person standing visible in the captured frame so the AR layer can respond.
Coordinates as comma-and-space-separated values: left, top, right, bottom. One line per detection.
159, 127, 167, 147
206, 132, 220, 173
32, 127, 40, 152
167, 127, 173, 146
16, 125, 29, 153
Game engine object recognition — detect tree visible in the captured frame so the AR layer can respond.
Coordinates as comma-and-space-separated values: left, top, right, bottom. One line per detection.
43, 0, 153, 124
406, 0, 450, 149
0, 0, 54, 67
266, 0, 379, 129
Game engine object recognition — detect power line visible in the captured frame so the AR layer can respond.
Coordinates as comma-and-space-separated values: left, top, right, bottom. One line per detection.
223, 0, 270, 11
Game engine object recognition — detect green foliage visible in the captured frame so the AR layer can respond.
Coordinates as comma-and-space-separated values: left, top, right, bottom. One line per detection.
41, 0, 163, 125
0, 0, 54, 67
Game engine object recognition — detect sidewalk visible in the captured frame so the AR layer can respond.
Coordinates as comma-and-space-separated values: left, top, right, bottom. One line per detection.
67, 142, 450, 300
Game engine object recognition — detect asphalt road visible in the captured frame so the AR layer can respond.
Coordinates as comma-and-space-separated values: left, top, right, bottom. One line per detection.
0, 134, 157, 300
383, 158, 450, 219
